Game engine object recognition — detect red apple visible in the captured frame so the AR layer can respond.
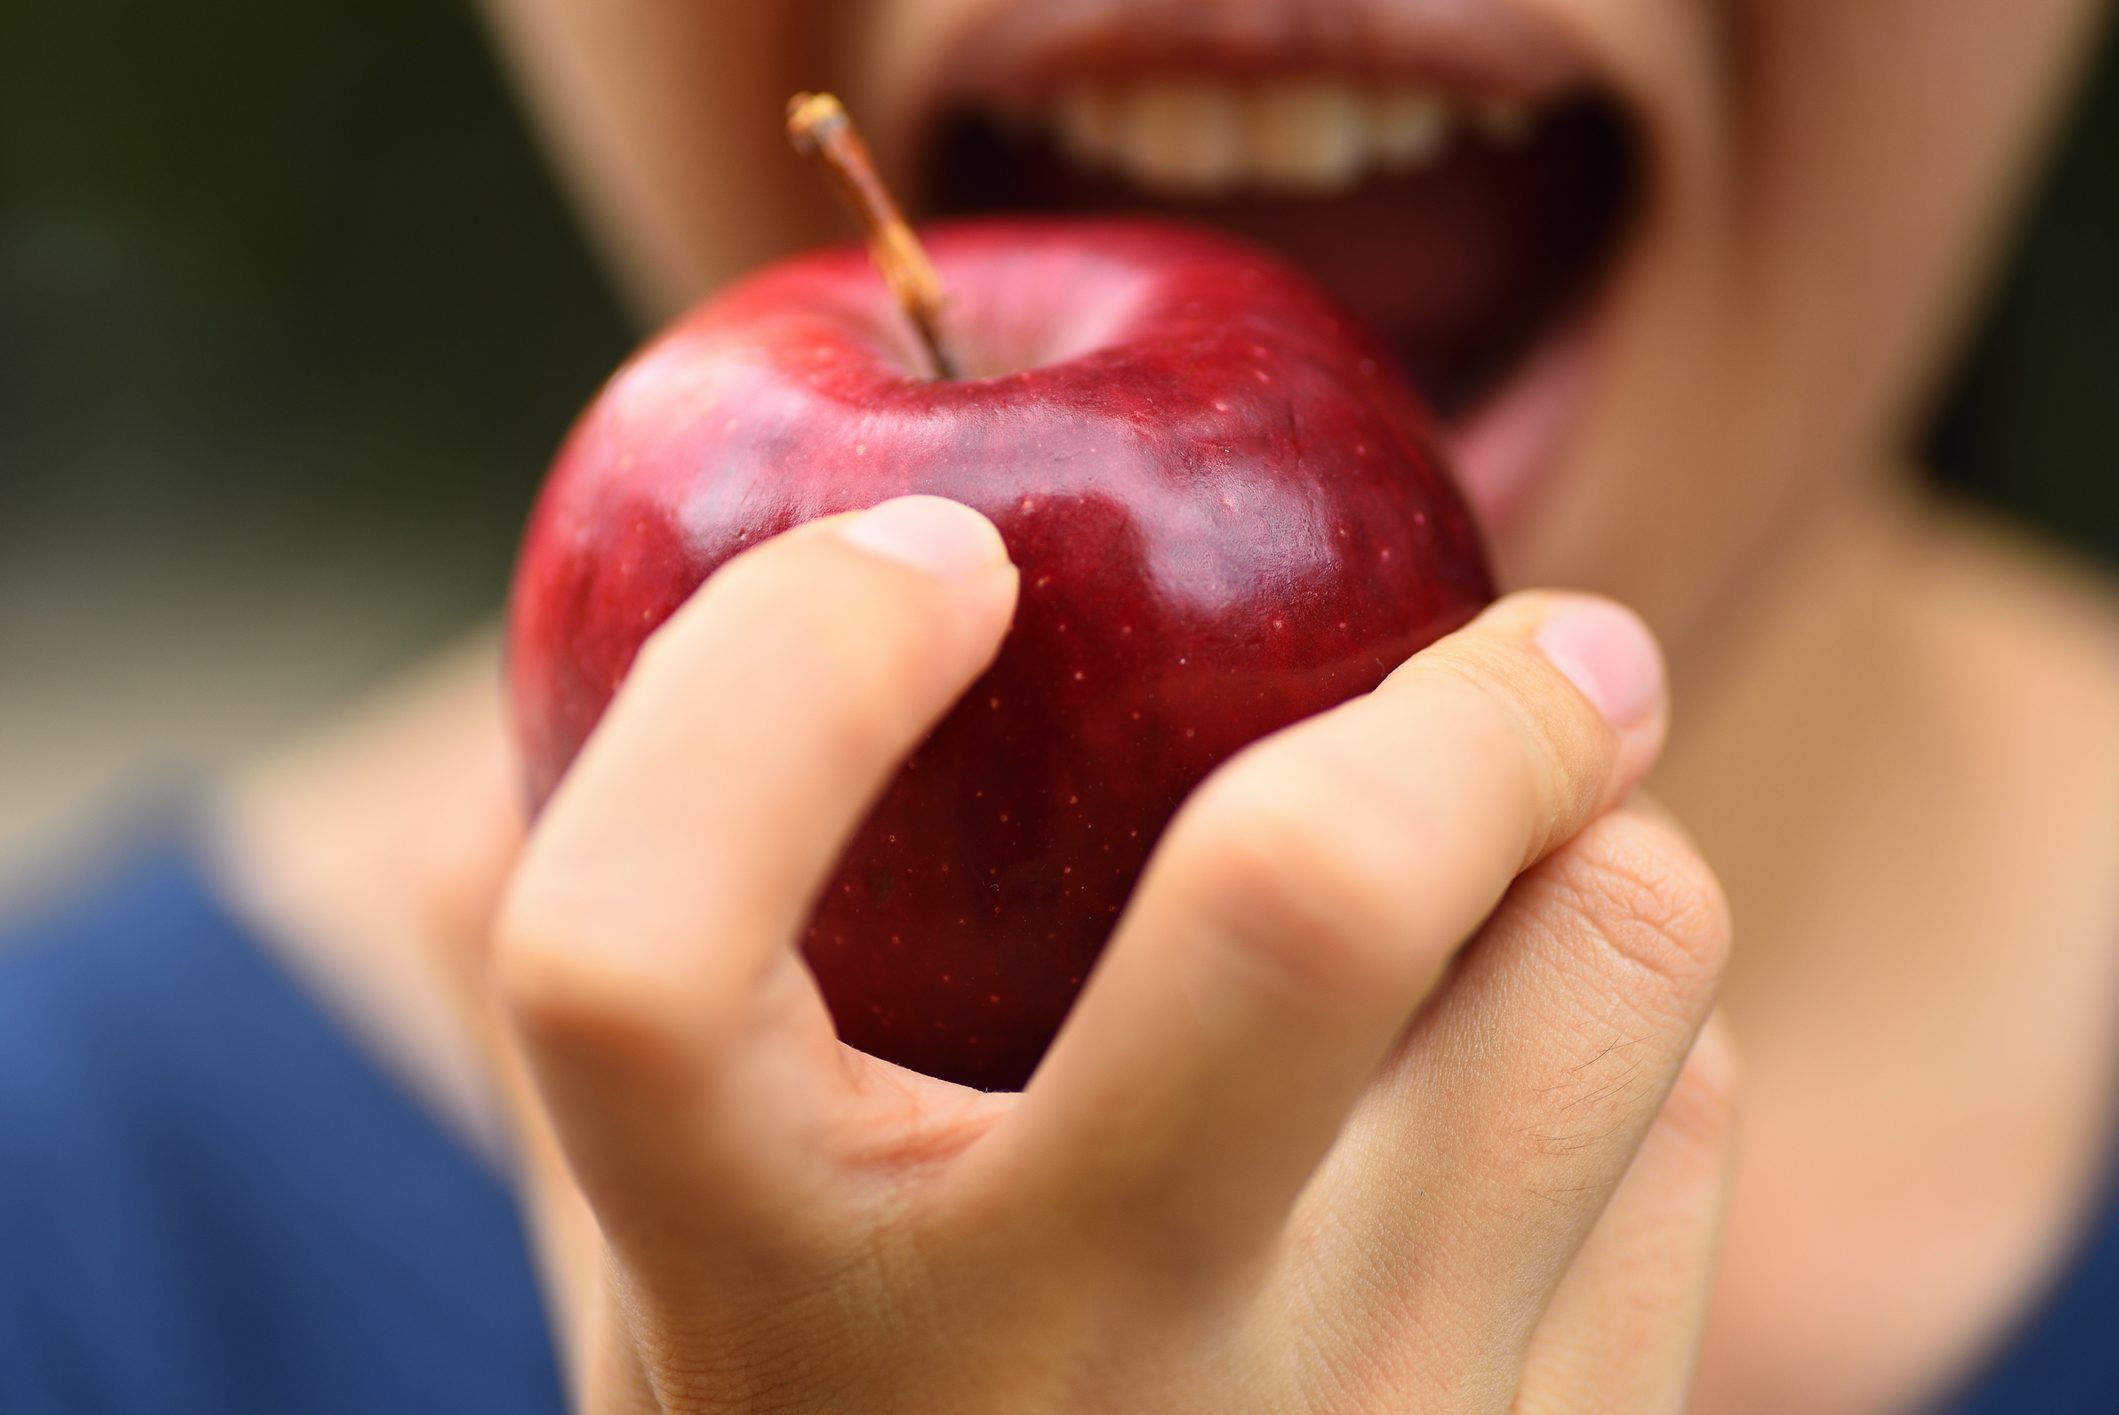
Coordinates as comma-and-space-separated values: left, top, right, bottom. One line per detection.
507, 217, 1493, 1090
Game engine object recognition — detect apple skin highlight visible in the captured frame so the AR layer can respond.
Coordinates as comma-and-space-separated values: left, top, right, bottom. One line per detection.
507, 218, 1494, 1090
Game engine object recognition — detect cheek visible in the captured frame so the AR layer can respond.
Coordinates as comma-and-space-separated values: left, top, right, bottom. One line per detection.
483, 0, 839, 312
1489, 0, 2096, 666
1482, 152, 1761, 663
1730, 0, 2092, 452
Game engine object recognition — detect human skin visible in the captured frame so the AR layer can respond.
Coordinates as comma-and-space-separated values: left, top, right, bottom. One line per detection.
488, 501, 1731, 1411
215, 1, 2119, 1411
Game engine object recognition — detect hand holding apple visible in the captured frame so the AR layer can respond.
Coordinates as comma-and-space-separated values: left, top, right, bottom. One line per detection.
491, 485, 1730, 1410
506, 96, 1491, 1088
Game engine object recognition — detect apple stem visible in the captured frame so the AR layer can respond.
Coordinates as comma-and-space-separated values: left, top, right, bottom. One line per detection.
787, 92, 959, 380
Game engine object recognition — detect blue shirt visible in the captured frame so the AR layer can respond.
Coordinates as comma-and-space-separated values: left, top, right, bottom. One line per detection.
0, 840, 2111, 1412
0, 844, 563, 1414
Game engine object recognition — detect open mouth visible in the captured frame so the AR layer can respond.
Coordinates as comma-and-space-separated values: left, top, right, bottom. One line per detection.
908, 1, 1645, 529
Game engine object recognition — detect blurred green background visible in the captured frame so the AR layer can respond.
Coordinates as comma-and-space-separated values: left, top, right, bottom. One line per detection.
1, 4, 2115, 869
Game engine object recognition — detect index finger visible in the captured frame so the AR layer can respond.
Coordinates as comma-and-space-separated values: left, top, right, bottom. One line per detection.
492, 497, 1018, 1265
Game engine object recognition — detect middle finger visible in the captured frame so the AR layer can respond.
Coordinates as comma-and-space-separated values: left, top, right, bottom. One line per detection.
957, 594, 1667, 1280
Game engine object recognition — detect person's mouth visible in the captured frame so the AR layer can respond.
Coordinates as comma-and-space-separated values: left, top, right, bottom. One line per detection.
897, 0, 1647, 533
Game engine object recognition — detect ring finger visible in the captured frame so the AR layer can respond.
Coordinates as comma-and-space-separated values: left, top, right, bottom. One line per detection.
1284, 804, 1733, 1393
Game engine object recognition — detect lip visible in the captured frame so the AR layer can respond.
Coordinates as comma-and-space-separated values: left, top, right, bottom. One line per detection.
877, 0, 1653, 539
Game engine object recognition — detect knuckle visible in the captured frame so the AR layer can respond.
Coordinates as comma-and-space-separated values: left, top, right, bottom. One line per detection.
1167, 747, 1426, 1007
1547, 811, 1731, 1020
490, 869, 701, 1057
489, 870, 622, 1033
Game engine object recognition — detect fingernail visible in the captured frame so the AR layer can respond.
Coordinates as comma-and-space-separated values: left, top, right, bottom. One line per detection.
1534, 598, 1664, 731
839, 495, 1008, 581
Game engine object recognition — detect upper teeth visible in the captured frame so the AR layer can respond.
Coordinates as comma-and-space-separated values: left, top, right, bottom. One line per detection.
1043, 79, 1533, 197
